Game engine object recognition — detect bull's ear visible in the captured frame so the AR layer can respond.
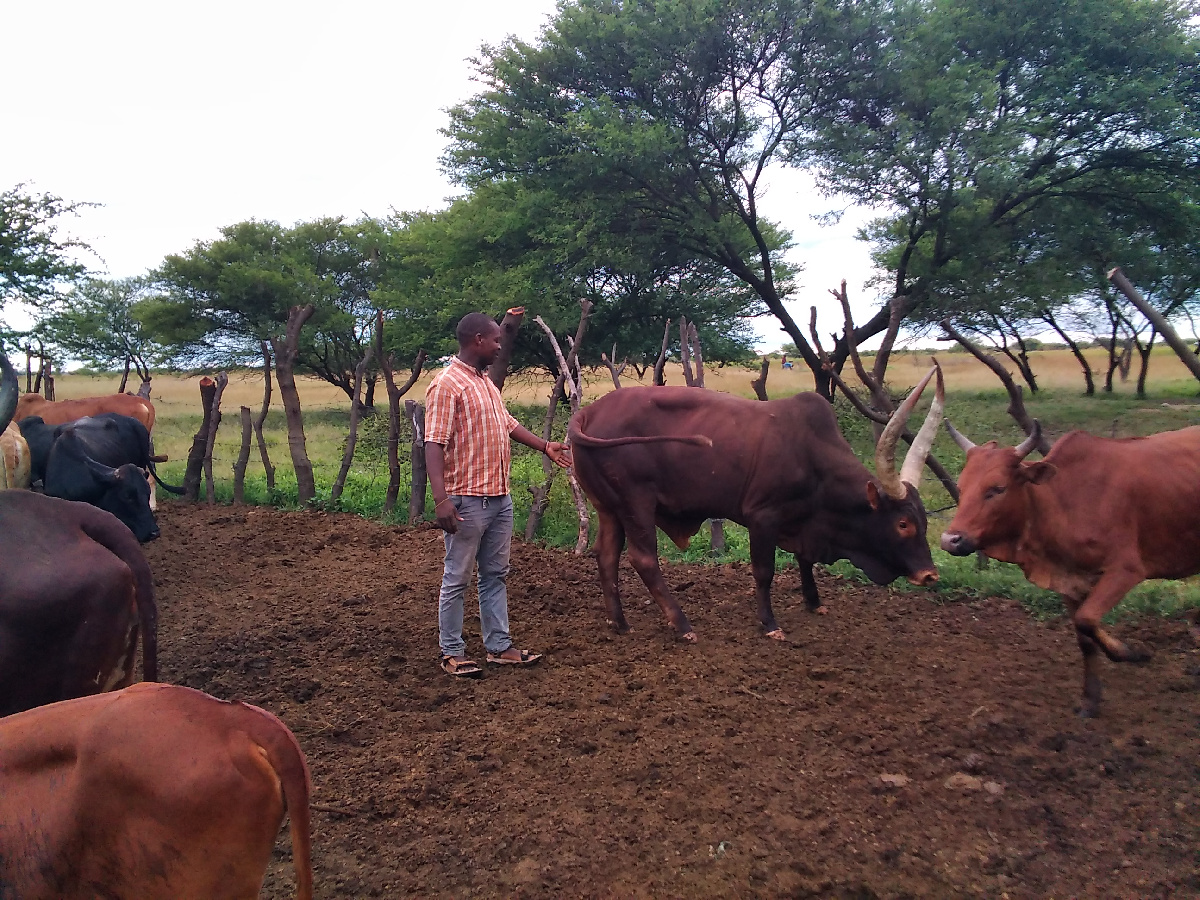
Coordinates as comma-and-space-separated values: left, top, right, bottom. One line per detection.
1020, 461, 1057, 484
865, 480, 881, 510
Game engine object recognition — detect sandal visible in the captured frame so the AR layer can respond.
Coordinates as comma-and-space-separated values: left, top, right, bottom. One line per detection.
440, 655, 483, 678
486, 649, 543, 666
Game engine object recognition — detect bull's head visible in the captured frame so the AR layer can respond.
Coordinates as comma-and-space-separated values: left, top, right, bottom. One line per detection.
85, 457, 160, 543
847, 364, 944, 587
940, 420, 1055, 556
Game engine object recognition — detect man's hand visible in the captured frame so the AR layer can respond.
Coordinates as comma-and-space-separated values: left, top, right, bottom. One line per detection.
434, 497, 463, 533
545, 442, 571, 469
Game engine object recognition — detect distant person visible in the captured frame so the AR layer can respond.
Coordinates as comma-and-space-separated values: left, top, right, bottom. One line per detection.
425, 312, 572, 677
781, 354, 793, 370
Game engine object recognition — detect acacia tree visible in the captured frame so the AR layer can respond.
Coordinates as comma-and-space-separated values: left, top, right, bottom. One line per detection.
39, 277, 161, 392
804, 0, 1200, 361
0, 184, 92, 307
443, 0, 816, 385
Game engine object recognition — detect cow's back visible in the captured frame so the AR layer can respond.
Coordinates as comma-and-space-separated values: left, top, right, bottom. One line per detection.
0, 683, 311, 900
571, 387, 856, 520
1034, 427, 1200, 579
17, 393, 156, 432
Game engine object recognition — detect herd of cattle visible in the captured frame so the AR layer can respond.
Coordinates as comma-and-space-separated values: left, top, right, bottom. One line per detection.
1, 351, 1198, 897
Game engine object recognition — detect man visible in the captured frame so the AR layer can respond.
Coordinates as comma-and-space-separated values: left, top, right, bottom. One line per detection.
426, 312, 571, 677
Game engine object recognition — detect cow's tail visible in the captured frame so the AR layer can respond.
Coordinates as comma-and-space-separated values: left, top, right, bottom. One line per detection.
77, 507, 158, 682
147, 461, 185, 494
568, 422, 713, 449
240, 702, 314, 900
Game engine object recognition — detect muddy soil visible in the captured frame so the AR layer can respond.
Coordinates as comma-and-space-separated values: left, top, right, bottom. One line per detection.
145, 503, 1200, 899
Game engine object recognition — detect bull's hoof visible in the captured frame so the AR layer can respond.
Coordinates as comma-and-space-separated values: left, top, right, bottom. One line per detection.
1124, 640, 1153, 663
810, 605, 829, 616
606, 618, 631, 635
678, 631, 697, 643
1076, 700, 1101, 719
765, 628, 786, 641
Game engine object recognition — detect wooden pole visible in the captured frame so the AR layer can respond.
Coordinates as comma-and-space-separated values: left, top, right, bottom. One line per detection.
1108, 267, 1200, 385
233, 406, 253, 503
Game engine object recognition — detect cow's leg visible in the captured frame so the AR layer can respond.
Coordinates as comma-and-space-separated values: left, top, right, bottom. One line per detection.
1069, 567, 1152, 718
1062, 593, 1105, 718
750, 531, 784, 640
624, 516, 695, 641
594, 509, 629, 633
798, 561, 827, 615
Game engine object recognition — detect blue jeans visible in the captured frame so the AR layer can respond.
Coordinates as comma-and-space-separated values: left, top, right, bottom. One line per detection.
438, 494, 514, 657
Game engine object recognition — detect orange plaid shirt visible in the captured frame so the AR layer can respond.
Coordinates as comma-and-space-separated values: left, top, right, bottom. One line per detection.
425, 356, 520, 496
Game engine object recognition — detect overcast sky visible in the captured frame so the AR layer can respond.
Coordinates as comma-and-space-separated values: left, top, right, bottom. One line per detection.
5, 0, 883, 351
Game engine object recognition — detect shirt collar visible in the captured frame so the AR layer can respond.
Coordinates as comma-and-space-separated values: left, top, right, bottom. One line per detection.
451, 355, 488, 378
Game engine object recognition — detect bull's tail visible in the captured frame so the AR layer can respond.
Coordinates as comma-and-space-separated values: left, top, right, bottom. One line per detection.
78, 507, 158, 682
147, 461, 185, 494
568, 422, 712, 449
240, 702, 314, 900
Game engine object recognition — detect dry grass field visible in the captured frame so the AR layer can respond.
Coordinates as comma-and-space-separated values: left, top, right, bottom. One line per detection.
37, 345, 1200, 501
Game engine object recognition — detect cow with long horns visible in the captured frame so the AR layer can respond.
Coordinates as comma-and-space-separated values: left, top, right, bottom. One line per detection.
568, 365, 945, 641
941, 418, 1200, 717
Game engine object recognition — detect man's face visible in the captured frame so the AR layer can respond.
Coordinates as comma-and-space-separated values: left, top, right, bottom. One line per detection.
472, 323, 503, 366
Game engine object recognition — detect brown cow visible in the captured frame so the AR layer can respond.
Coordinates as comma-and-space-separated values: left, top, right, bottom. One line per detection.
940, 420, 1200, 717
0, 682, 314, 899
16, 391, 156, 432
569, 366, 944, 642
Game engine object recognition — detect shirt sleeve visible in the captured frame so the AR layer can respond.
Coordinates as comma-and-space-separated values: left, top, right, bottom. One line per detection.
424, 378, 457, 445
507, 409, 519, 434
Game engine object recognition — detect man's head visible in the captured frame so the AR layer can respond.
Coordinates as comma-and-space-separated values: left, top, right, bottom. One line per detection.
456, 313, 503, 368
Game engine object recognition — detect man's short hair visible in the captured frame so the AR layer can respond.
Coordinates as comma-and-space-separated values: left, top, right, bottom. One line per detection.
456, 312, 499, 345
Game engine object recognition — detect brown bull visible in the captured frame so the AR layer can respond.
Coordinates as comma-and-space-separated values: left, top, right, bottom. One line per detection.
569, 366, 944, 641
0, 682, 313, 899
941, 420, 1200, 717
17, 391, 156, 431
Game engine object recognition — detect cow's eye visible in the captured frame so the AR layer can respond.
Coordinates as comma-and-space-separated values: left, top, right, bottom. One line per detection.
984, 486, 1006, 500
897, 519, 911, 533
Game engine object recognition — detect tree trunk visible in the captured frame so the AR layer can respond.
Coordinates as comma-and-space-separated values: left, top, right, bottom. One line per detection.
679, 317, 695, 386
24, 347, 32, 393
488, 307, 525, 391
254, 340, 275, 493
653, 318, 671, 386
750, 358, 769, 401
1135, 329, 1156, 398
1042, 312, 1094, 395
202, 372, 228, 504
43, 360, 53, 400
32, 358, 43, 395
710, 518, 726, 555
183, 377, 217, 501
406, 400, 427, 525
689, 321, 705, 389
363, 374, 377, 412
601, 345, 627, 389
270, 305, 317, 504
1109, 267, 1200, 386
940, 319, 1051, 455
118, 356, 131, 393
380, 340, 427, 515
233, 406, 253, 503
136, 380, 152, 399
331, 346, 374, 503
525, 375, 566, 541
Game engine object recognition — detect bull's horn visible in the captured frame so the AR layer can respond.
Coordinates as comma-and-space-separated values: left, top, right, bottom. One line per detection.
0, 350, 16, 435
150, 453, 169, 463
899, 362, 945, 490
875, 365, 937, 500
1015, 420, 1042, 460
944, 418, 976, 452
84, 455, 121, 484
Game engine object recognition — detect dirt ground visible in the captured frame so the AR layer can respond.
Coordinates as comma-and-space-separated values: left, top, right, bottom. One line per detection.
144, 502, 1200, 899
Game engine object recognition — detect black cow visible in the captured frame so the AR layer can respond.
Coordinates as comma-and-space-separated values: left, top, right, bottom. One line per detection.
42, 413, 183, 543
18, 415, 55, 484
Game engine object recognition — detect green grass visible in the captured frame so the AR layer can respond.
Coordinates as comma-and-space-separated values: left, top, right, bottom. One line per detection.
154, 384, 1200, 623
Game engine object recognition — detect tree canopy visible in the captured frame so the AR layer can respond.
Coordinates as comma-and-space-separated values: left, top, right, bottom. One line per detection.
0, 184, 92, 308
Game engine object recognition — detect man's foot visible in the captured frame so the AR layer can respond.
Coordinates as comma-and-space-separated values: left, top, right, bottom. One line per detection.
441, 655, 484, 678
486, 648, 543, 666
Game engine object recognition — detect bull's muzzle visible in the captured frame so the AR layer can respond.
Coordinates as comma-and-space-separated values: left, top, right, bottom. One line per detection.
940, 532, 975, 556
907, 568, 939, 587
